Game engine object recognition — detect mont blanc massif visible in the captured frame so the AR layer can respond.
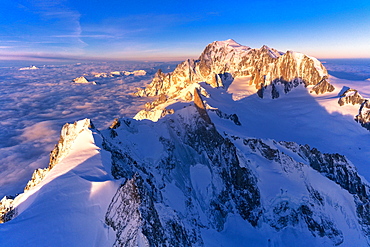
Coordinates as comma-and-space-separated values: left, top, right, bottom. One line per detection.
2, 39, 370, 247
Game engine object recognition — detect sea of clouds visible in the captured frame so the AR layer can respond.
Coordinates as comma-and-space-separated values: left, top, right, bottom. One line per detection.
0, 61, 177, 197
323, 59, 370, 81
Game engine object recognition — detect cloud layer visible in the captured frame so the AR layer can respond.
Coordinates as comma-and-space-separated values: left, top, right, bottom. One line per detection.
0, 61, 178, 197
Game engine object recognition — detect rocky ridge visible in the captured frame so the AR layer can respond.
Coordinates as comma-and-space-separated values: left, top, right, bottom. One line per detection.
338, 87, 370, 130
23, 119, 94, 192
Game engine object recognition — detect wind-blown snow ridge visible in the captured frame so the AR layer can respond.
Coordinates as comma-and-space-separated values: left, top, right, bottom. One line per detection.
23, 119, 94, 191
0, 118, 119, 246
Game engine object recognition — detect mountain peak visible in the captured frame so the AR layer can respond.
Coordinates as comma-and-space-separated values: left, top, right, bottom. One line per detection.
135, 40, 333, 117
217, 38, 241, 46
211, 39, 251, 51
260, 44, 282, 58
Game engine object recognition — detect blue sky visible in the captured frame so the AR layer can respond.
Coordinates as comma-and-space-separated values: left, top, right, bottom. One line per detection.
0, 0, 369, 61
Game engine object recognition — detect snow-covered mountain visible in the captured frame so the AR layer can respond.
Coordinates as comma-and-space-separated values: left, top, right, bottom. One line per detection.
134, 39, 335, 122
136, 39, 333, 99
1, 40, 370, 246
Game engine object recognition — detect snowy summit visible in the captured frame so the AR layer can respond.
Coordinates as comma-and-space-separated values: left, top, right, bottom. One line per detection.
72, 76, 96, 85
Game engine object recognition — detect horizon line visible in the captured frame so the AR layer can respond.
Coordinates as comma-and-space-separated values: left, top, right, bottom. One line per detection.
1, 54, 370, 64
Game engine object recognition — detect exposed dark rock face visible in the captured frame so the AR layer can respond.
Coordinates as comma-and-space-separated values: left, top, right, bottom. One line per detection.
338, 87, 365, 106
136, 40, 333, 100
310, 77, 335, 95
355, 100, 370, 130
280, 141, 370, 236
212, 109, 241, 126
109, 118, 121, 129
101, 105, 262, 245
337, 87, 370, 131
243, 139, 345, 245
105, 176, 177, 247
271, 83, 280, 99
176, 108, 262, 228
0, 197, 17, 223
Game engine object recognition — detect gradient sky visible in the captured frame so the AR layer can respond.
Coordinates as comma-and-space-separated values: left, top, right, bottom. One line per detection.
0, 0, 369, 61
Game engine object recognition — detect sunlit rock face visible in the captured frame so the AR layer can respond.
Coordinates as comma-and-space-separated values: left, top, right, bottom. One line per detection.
338, 87, 370, 130
338, 87, 365, 106
136, 39, 333, 99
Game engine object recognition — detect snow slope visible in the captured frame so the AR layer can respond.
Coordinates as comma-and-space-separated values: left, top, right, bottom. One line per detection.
0, 119, 120, 246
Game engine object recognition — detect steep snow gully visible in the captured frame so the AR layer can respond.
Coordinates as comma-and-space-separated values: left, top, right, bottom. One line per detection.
1, 40, 370, 246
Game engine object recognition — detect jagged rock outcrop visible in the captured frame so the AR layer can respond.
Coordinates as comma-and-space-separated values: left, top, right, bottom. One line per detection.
0, 197, 16, 223
337, 87, 370, 131
105, 176, 154, 247
338, 87, 365, 106
310, 77, 335, 94
280, 141, 370, 236
136, 39, 334, 100
356, 100, 370, 130
211, 109, 241, 126
193, 88, 212, 124
242, 139, 346, 245
101, 103, 263, 245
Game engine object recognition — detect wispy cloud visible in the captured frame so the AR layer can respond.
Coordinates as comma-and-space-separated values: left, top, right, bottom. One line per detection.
1, 0, 85, 56
80, 13, 199, 41
53, 34, 116, 39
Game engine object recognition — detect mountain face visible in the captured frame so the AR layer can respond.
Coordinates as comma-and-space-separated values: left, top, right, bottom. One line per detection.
1, 40, 370, 246
338, 87, 370, 130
